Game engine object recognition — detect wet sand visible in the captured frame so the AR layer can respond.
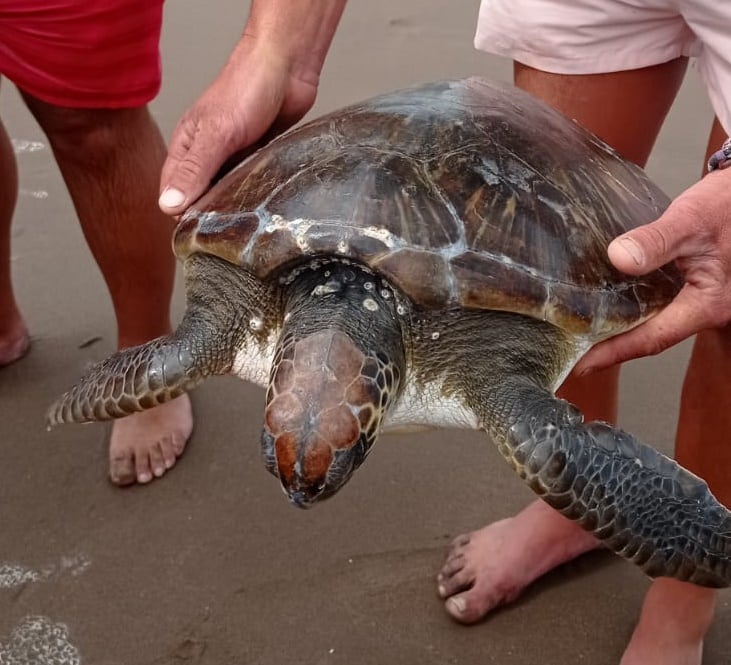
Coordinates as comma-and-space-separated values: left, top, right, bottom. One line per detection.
1, 1, 729, 663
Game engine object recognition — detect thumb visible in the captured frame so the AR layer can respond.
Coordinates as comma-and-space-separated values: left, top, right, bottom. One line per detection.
159, 116, 234, 215
607, 204, 693, 275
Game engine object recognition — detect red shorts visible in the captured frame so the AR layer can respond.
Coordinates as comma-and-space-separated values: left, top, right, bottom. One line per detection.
0, 0, 164, 109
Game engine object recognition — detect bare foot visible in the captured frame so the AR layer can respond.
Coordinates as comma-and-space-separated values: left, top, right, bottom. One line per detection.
0, 311, 30, 366
620, 578, 714, 665
108, 394, 193, 485
437, 499, 598, 623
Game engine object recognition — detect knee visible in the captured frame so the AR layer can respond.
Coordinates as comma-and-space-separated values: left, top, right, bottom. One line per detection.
22, 95, 148, 165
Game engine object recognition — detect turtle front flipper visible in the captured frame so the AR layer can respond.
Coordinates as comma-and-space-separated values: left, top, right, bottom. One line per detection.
48, 254, 257, 425
47, 335, 210, 424
445, 310, 731, 587
487, 379, 731, 587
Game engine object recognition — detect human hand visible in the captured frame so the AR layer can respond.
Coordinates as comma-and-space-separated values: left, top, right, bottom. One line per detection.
159, 0, 346, 214
576, 168, 731, 374
158, 38, 318, 215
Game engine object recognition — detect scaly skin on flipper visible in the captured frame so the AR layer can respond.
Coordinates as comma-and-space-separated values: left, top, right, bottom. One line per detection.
47, 336, 207, 424
446, 311, 731, 587
502, 393, 731, 587
47, 254, 263, 426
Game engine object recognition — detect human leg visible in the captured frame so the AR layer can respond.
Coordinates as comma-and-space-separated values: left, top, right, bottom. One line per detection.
619, 117, 729, 665
0, 94, 30, 366
22, 95, 192, 484
438, 59, 688, 623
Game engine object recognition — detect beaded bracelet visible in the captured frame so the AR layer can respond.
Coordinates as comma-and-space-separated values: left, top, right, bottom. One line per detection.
708, 137, 731, 172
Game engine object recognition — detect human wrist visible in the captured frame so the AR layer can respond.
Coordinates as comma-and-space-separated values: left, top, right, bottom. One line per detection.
242, 0, 346, 86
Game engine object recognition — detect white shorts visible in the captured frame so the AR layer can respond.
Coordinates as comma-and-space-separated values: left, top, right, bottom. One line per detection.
475, 0, 731, 134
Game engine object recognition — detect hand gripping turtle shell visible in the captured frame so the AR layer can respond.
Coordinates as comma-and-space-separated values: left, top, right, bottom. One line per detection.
49, 78, 731, 587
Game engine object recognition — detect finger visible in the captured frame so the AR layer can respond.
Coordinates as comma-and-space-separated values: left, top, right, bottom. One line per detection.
575, 289, 707, 373
159, 114, 237, 215
608, 203, 698, 275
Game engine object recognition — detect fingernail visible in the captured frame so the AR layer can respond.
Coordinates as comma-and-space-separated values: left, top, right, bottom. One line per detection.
617, 237, 644, 266
159, 187, 186, 209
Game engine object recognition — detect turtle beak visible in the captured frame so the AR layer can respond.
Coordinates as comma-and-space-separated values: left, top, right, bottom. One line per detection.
261, 428, 368, 508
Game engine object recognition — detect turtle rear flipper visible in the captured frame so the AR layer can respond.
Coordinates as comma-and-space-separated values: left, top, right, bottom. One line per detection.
489, 380, 731, 587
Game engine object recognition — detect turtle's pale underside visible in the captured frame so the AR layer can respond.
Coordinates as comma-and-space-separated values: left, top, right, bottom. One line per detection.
49, 78, 731, 587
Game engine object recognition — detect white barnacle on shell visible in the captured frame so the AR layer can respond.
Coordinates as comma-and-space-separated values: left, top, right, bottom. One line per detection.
363, 282, 374, 291
337, 240, 349, 253
363, 298, 379, 311
431, 331, 440, 340
380, 289, 391, 299
476, 158, 501, 186
396, 304, 406, 316
360, 225, 399, 249
312, 281, 340, 296
504, 163, 535, 191
263, 213, 291, 234
249, 315, 264, 331
270, 215, 315, 252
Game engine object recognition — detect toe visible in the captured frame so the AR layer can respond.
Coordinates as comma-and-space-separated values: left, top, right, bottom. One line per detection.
148, 440, 168, 478
438, 563, 475, 598
438, 553, 466, 581
159, 433, 182, 469
109, 451, 137, 486
170, 432, 187, 457
135, 448, 153, 484
443, 573, 513, 624
449, 533, 471, 550
445, 592, 488, 624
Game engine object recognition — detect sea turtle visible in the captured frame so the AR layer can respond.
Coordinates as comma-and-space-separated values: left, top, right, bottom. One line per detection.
49, 77, 731, 587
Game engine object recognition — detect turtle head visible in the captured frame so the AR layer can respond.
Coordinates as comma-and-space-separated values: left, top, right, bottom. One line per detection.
260, 262, 406, 508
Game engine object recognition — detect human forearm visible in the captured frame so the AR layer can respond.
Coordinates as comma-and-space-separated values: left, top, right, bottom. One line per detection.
240, 0, 347, 85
